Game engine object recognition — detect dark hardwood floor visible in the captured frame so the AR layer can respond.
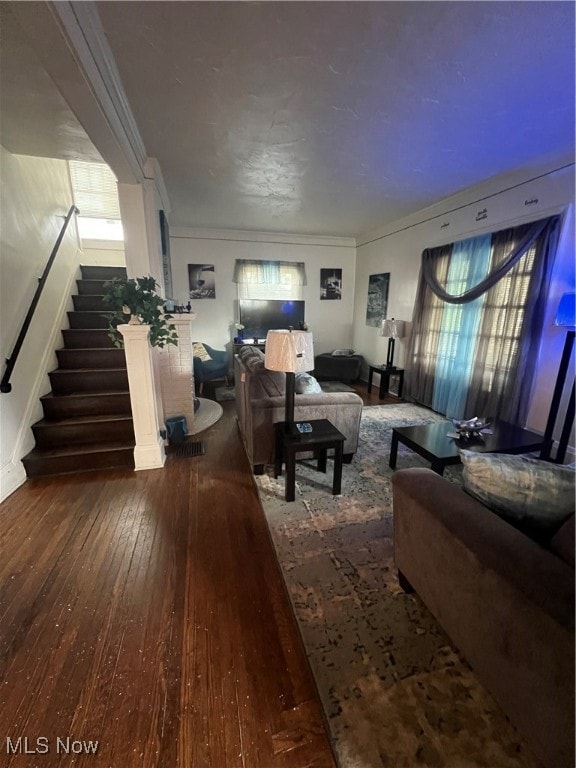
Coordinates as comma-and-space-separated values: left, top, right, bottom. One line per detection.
0, 379, 398, 767
0, 394, 350, 768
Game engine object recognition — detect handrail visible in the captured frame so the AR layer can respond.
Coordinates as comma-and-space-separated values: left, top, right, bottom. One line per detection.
1, 205, 79, 394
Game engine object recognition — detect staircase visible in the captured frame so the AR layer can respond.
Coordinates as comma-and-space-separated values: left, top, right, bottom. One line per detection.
22, 265, 135, 478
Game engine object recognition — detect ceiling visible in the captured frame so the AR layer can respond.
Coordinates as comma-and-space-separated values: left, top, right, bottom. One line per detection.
2, 1, 575, 238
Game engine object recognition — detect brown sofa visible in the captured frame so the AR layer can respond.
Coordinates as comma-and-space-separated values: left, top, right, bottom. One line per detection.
392, 467, 575, 768
234, 345, 363, 473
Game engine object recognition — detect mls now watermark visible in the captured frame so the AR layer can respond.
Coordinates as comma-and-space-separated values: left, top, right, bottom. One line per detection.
6, 736, 99, 755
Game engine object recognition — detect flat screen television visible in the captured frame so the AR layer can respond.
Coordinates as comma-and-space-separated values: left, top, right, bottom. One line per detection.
239, 299, 305, 341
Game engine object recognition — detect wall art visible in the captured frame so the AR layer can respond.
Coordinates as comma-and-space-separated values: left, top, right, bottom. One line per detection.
366, 272, 389, 327
188, 263, 216, 299
320, 268, 342, 300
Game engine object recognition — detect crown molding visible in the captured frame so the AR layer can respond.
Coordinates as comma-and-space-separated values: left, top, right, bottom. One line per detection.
48, 1, 148, 182
170, 227, 356, 249
144, 158, 171, 213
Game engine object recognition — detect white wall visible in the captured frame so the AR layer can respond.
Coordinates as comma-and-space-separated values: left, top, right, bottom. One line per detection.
353, 162, 575, 445
0, 147, 81, 500
80, 239, 125, 267
168, 228, 357, 358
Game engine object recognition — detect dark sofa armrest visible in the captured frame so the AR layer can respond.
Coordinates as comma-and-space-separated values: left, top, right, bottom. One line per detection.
392, 468, 574, 628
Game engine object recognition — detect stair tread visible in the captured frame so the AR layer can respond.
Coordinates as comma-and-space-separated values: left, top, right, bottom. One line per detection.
50, 367, 127, 373
33, 414, 133, 428
41, 389, 129, 399
23, 442, 135, 460
56, 347, 122, 352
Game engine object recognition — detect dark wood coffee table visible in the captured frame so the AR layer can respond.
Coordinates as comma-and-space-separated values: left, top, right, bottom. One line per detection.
389, 419, 550, 475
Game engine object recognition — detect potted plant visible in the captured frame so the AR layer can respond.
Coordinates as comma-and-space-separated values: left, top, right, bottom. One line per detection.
102, 275, 178, 348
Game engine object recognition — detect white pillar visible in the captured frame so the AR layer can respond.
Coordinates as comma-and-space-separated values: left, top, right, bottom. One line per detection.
118, 322, 166, 470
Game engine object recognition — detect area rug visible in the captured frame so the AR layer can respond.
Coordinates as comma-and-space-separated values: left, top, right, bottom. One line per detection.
255, 404, 540, 768
215, 385, 236, 402
189, 397, 223, 434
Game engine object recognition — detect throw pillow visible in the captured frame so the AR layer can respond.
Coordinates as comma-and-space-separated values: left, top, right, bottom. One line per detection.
294, 372, 322, 394
192, 342, 212, 362
460, 450, 576, 535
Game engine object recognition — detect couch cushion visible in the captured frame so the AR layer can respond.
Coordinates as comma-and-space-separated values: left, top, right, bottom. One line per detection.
460, 450, 576, 537
295, 372, 322, 394
238, 345, 264, 369
550, 514, 575, 567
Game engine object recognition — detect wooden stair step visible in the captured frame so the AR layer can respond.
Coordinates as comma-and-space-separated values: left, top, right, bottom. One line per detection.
22, 442, 135, 478
76, 279, 115, 296
62, 329, 119, 349
72, 294, 108, 312
56, 347, 126, 369
32, 415, 135, 449
48, 368, 129, 395
80, 265, 127, 281
40, 390, 131, 419
67, 310, 110, 330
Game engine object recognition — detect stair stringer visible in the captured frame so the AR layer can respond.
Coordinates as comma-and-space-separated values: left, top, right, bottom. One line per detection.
1, 257, 82, 502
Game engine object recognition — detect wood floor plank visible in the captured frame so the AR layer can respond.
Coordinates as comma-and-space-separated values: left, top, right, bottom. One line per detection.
0, 399, 336, 768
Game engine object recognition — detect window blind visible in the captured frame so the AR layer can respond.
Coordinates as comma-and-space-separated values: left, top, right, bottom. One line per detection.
69, 161, 121, 219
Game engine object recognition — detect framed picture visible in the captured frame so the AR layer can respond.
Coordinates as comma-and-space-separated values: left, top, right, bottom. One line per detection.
366, 272, 389, 326
188, 263, 216, 299
320, 268, 342, 300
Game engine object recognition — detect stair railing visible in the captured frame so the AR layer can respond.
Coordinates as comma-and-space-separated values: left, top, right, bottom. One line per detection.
1, 205, 80, 394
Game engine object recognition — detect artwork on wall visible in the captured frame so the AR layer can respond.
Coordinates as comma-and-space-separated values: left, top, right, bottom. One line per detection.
188, 263, 216, 299
159, 210, 173, 299
320, 268, 342, 300
366, 272, 389, 327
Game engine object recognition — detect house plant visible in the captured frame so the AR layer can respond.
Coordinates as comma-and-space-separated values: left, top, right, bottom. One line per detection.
102, 275, 178, 348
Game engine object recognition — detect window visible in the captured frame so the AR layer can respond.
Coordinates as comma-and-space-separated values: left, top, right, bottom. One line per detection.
233, 259, 306, 300
407, 216, 560, 424
68, 160, 124, 241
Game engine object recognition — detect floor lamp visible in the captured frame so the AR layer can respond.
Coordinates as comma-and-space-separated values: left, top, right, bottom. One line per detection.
264, 329, 314, 435
380, 318, 405, 369
541, 292, 575, 463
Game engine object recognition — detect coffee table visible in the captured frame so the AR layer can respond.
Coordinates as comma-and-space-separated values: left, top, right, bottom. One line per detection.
389, 419, 550, 475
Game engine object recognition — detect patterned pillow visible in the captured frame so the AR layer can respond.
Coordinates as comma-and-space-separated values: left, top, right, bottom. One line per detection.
295, 372, 322, 394
192, 342, 212, 362
460, 450, 576, 535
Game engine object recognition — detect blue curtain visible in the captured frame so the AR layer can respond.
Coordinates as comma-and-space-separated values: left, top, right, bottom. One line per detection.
432, 234, 491, 418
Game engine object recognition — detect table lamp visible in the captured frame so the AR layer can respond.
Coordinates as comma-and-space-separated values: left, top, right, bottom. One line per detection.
380, 318, 405, 369
265, 329, 314, 434
541, 292, 575, 463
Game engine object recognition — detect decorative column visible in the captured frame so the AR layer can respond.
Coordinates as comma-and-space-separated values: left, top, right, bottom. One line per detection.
118, 321, 166, 470
158, 314, 197, 430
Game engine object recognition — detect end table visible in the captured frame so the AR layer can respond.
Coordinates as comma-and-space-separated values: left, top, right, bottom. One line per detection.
367, 365, 404, 399
274, 419, 346, 502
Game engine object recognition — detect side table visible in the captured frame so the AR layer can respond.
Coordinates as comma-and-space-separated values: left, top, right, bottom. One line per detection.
367, 365, 404, 399
274, 419, 346, 502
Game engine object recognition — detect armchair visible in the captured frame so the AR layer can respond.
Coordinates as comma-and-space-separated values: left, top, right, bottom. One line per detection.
193, 343, 229, 394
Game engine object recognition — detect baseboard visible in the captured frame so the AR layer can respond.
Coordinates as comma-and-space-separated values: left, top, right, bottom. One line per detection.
133, 439, 166, 470
0, 459, 27, 503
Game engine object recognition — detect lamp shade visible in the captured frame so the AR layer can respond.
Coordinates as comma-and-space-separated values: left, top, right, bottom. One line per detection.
264, 329, 314, 373
380, 318, 405, 338
554, 293, 576, 328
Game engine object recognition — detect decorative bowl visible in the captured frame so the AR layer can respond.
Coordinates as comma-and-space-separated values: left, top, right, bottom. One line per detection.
452, 417, 490, 439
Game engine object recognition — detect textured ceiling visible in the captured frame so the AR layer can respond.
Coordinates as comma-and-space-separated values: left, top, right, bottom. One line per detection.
2, 2, 574, 238
96, 1, 575, 236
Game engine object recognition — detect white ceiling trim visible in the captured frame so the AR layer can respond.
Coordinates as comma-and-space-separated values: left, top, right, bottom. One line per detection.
50, 1, 148, 182
171, 227, 356, 249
